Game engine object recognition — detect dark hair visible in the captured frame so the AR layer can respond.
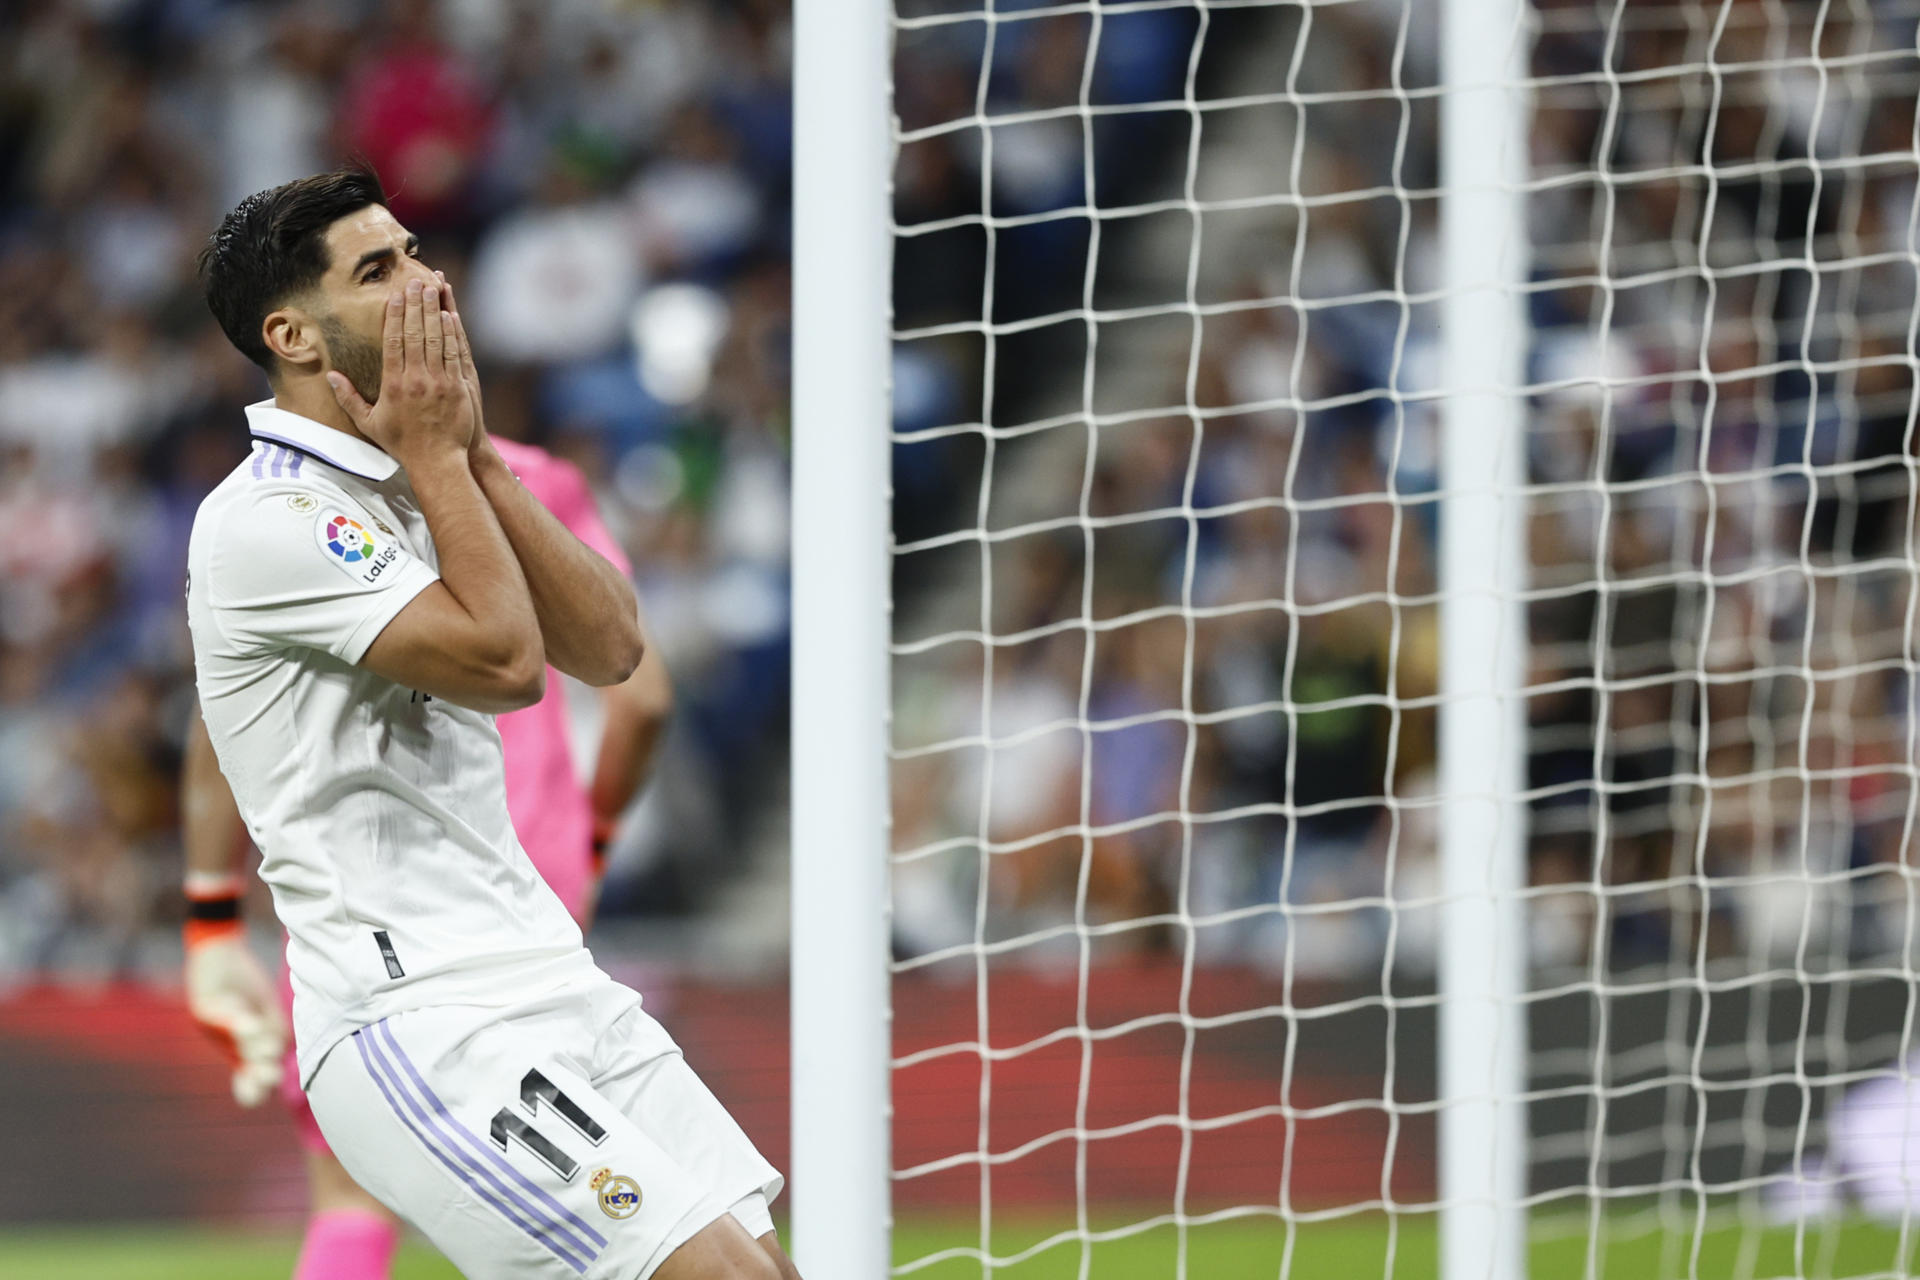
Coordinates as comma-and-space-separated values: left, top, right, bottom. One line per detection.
199, 167, 389, 373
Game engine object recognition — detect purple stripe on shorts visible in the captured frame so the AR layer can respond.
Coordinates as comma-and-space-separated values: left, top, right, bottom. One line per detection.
372, 1020, 613, 1251
354, 1032, 592, 1274
355, 1028, 595, 1273
351, 1033, 588, 1272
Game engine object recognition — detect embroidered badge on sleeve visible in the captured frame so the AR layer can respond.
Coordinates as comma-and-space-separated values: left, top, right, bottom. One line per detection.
315, 510, 408, 587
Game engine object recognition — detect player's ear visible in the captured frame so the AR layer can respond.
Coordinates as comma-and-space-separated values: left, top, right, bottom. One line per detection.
262, 306, 321, 372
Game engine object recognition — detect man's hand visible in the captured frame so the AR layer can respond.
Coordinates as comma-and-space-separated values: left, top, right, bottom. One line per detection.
437, 272, 497, 469
328, 279, 474, 461
184, 916, 287, 1108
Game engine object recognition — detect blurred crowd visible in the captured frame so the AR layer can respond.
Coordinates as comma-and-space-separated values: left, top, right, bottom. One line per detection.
4, 0, 1920, 988
885, 0, 1920, 982
0, 0, 792, 978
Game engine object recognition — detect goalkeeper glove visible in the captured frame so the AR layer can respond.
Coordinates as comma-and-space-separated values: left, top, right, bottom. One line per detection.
183, 875, 287, 1108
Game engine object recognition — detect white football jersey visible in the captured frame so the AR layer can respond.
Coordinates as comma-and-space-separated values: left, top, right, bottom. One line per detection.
186, 400, 591, 1084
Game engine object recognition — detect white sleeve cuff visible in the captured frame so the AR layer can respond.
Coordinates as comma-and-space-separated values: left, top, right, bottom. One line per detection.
337, 558, 440, 666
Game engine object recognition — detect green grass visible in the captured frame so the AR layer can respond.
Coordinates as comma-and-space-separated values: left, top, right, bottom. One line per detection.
894, 1213, 1920, 1279
0, 1226, 453, 1280
1, 1216, 1916, 1278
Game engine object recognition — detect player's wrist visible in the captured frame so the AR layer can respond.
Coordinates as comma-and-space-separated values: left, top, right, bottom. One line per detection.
589, 813, 618, 874
467, 437, 516, 492
395, 441, 479, 498
184, 872, 244, 950
394, 437, 472, 474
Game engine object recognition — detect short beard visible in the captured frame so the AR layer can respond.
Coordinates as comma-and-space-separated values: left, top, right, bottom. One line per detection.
319, 314, 384, 407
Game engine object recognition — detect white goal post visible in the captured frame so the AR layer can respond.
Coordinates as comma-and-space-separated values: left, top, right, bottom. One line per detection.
1437, 1, 1530, 1278
790, 0, 893, 1274
792, 1, 1920, 1277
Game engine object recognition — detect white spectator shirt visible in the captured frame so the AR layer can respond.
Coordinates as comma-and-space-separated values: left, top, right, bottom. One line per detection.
186, 401, 590, 1084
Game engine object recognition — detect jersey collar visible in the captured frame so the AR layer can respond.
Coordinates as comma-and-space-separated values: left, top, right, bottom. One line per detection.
245, 400, 400, 482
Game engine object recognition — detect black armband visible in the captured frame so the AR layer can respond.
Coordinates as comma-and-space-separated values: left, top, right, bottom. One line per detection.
185, 894, 242, 923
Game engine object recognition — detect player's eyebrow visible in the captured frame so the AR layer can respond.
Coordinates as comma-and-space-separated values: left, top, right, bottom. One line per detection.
350, 234, 421, 278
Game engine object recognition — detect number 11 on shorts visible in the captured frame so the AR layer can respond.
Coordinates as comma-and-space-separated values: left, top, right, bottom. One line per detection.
489, 1068, 607, 1183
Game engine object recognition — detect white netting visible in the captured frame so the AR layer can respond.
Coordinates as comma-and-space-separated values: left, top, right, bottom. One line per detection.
882, 1, 1920, 1275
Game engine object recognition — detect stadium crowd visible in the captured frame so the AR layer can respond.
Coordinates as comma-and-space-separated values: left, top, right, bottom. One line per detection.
883, 0, 1920, 982
3, 0, 1919, 991
0, 0, 797, 977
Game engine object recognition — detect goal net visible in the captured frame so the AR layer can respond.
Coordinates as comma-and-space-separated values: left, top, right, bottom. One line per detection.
859, 0, 1920, 1276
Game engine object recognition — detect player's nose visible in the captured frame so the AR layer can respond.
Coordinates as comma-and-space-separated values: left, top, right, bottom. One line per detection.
396, 258, 437, 290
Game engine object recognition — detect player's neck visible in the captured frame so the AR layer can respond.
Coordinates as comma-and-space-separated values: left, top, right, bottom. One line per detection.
272, 373, 384, 453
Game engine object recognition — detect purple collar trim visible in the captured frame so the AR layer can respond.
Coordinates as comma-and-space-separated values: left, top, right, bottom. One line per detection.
247, 430, 388, 482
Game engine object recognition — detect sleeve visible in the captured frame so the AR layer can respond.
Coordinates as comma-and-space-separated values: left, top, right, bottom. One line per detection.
204, 488, 440, 665
542, 458, 632, 577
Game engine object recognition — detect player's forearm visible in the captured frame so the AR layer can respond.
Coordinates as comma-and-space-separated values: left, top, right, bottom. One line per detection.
402, 445, 544, 687
471, 442, 644, 686
183, 706, 250, 881
590, 642, 674, 824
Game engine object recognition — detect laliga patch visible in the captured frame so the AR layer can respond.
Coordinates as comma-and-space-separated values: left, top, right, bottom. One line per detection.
590, 1168, 642, 1220
315, 510, 407, 587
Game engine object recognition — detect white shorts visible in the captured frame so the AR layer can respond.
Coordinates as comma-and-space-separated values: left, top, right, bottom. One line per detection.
306, 971, 783, 1279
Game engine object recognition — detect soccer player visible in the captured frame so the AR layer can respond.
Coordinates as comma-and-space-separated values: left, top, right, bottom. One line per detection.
182, 168, 797, 1280
183, 434, 674, 1280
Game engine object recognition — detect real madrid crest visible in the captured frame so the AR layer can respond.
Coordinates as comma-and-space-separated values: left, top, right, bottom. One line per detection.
590, 1167, 642, 1220
287, 493, 318, 513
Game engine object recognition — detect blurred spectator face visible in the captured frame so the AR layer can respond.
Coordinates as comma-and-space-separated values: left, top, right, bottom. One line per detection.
339, 0, 491, 230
